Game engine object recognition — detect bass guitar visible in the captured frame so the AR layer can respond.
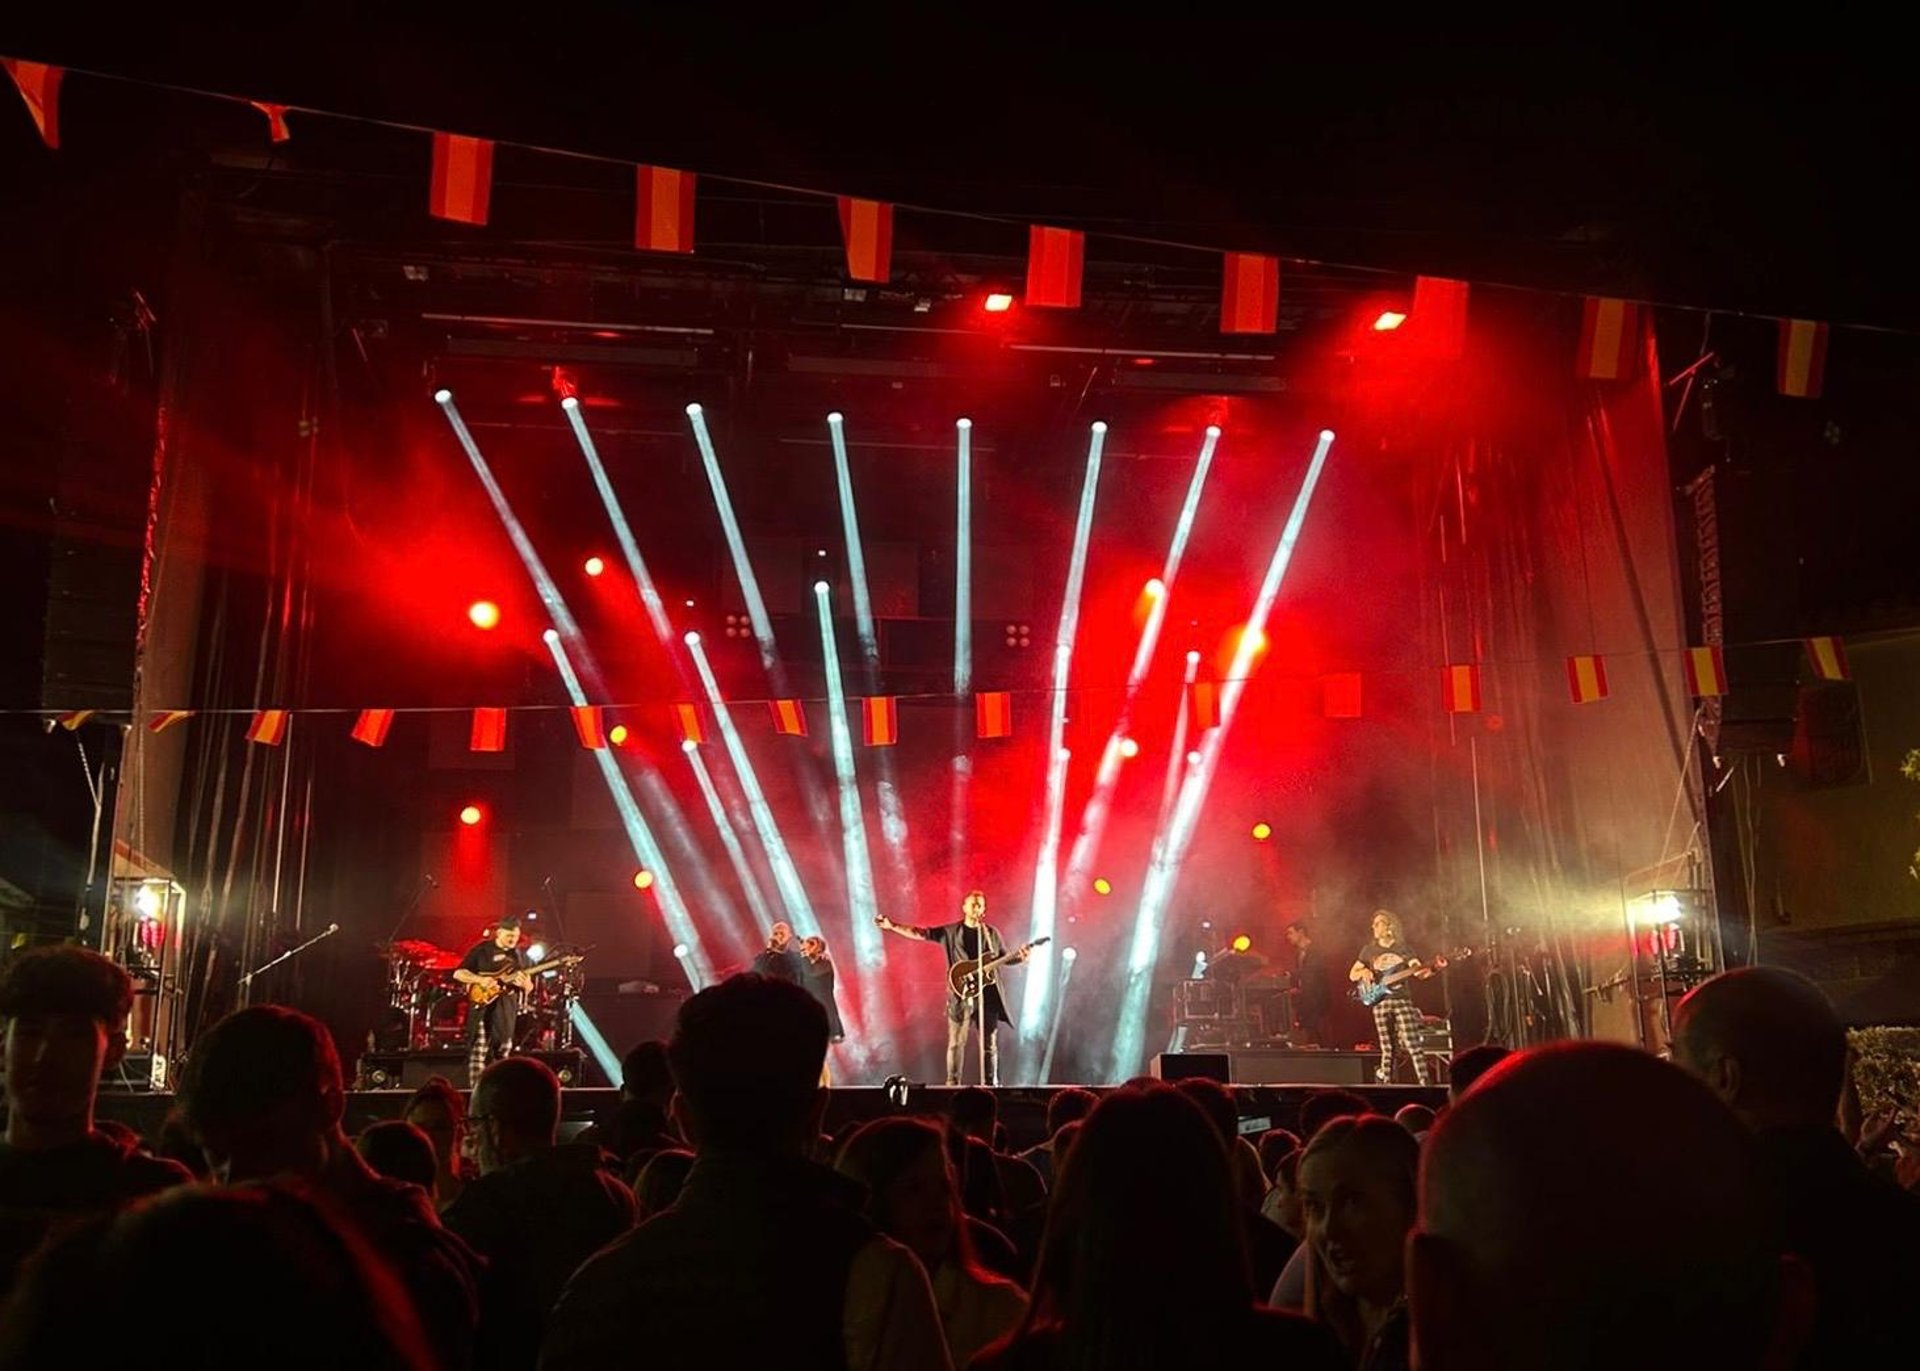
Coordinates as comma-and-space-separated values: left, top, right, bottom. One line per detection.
1353, 947, 1473, 1007
950, 937, 1051, 1000
464, 953, 584, 1006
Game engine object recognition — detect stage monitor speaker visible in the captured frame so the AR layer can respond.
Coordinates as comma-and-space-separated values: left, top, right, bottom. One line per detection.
1228, 1049, 1375, 1085
356, 1047, 586, 1091
1150, 1052, 1229, 1082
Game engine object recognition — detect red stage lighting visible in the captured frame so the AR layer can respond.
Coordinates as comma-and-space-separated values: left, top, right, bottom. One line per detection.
467, 600, 501, 630
1372, 310, 1408, 332
459, 804, 484, 827
1251, 821, 1273, 842
1093, 877, 1113, 896
633, 869, 655, 891
608, 724, 629, 746
584, 556, 606, 578
982, 292, 1015, 313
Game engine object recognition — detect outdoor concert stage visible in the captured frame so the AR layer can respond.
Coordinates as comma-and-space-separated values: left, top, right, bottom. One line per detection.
95, 1080, 1444, 1152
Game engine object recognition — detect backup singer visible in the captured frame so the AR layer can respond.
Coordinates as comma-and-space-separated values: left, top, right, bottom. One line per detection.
1350, 909, 1433, 1084
451, 912, 533, 1084
799, 935, 845, 1043
750, 921, 804, 984
877, 890, 1028, 1086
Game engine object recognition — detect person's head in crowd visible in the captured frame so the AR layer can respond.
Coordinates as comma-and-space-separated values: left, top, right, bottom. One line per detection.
1266, 1146, 1306, 1237
631, 1148, 694, 1221
1672, 967, 1848, 1133
1045, 1086, 1097, 1139
1394, 1102, 1436, 1137
1447, 1042, 1511, 1102
1016, 1084, 1252, 1362
468, 1056, 561, 1175
402, 1078, 465, 1182
156, 1105, 210, 1180
0, 945, 134, 1149
667, 974, 828, 1153
180, 1007, 349, 1183
1257, 1127, 1301, 1182
619, 1040, 674, 1106
1412, 1043, 1809, 1371
836, 1117, 977, 1275
951, 1085, 997, 1142
1298, 1115, 1420, 1352
356, 1121, 438, 1192
1298, 1087, 1370, 1140
0, 1182, 435, 1371
1175, 1077, 1266, 1210
1048, 1120, 1083, 1175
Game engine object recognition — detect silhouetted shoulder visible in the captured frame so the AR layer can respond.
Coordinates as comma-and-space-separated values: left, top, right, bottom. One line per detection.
973, 1308, 1343, 1370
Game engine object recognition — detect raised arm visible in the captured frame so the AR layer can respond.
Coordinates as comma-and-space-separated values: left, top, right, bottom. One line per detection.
874, 915, 930, 941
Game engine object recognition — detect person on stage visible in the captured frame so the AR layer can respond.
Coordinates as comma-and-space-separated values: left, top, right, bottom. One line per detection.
751, 921, 804, 984
877, 890, 1028, 1086
1285, 919, 1331, 1046
451, 912, 532, 1084
799, 935, 845, 1043
1349, 909, 1432, 1084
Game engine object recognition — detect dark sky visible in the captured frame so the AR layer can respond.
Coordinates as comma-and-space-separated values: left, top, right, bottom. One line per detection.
5, 10, 1914, 324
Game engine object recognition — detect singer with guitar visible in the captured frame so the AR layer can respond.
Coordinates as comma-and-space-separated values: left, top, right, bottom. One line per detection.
1349, 909, 1435, 1085
876, 890, 1043, 1086
451, 913, 534, 1084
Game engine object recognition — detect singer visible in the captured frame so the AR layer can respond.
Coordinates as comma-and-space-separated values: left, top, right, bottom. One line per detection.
450, 913, 532, 1084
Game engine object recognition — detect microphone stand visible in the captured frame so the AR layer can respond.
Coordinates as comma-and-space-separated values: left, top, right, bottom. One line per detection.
239, 924, 341, 1006
383, 875, 436, 950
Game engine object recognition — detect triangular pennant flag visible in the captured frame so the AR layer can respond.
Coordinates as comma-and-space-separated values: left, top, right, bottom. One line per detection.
1025, 225, 1085, 308
147, 710, 194, 733
673, 702, 705, 746
250, 101, 291, 143
1321, 673, 1363, 720
56, 709, 96, 730
245, 709, 289, 747
1682, 646, 1728, 698
1442, 664, 1483, 714
571, 705, 608, 749
1804, 635, 1850, 682
1220, 253, 1280, 334
350, 708, 395, 748
635, 165, 696, 254
1566, 654, 1610, 705
861, 697, 899, 747
769, 699, 809, 737
2, 60, 63, 149
428, 132, 494, 226
836, 196, 894, 284
470, 707, 508, 752
1575, 297, 1640, 380
1777, 319, 1830, 399
1187, 681, 1220, 731
1412, 276, 1470, 361
975, 691, 1013, 739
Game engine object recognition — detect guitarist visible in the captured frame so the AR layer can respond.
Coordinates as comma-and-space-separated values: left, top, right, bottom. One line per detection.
451, 913, 533, 1083
1349, 909, 1433, 1085
877, 890, 1029, 1086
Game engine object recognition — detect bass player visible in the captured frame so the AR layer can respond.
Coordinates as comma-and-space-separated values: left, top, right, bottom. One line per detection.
877, 889, 1030, 1086
451, 912, 533, 1083
1349, 908, 1433, 1085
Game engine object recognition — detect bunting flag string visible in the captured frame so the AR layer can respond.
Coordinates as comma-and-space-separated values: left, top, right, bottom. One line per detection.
1412, 276, 1471, 361
861, 697, 899, 747
673, 702, 705, 745
1566, 654, 1610, 704
769, 698, 808, 737
1025, 225, 1085, 308
1682, 645, 1728, 698
1804, 635, 1850, 682
2, 59, 61, 148
57, 709, 96, 731
250, 100, 291, 143
1777, 319, 1830, 399
837, 196, 894, 284
975, 690, 1013, 740
1575, 297, 1640, 380
350, 708, 395, 748
1220, 252, 1280, 335
245, 709, 289, 746
428, 132, 493, 225
470, 707, 508, 752
1187, 680, 1220, 731
1442, 663, 1483, 714
636, 165, 696, 254
570, 704, 608, 750
147, 710, 193, 733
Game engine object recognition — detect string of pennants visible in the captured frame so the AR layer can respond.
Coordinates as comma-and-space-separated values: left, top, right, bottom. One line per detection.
43, 636, 1854, 746
0, 56, 1856, 398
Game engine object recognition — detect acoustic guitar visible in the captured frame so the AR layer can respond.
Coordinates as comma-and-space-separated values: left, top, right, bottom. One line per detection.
464, 953, 584, 1006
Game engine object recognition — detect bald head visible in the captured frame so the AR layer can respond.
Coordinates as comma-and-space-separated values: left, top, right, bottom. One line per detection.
1671, 967, 1846, 1131
1412, 1043, 1799, 1371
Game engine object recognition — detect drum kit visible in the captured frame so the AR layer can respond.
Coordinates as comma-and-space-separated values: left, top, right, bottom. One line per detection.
375, 938, 587, 1053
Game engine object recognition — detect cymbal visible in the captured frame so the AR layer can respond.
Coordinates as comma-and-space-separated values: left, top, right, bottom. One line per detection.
377, 939, 457, 969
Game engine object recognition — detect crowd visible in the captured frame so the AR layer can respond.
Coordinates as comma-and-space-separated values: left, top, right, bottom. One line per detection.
0, 942, 1916, 1370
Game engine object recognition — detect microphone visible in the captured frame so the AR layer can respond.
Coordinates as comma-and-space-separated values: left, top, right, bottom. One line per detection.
423, 874, 439, 889
326, 923, 340, 934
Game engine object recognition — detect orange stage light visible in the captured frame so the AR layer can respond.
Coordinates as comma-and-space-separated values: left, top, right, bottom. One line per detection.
467, 600, 501, 630
459, 804, 483, 827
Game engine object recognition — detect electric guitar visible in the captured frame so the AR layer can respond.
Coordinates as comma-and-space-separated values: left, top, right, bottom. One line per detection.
950, 937, 1051, 1000
464, 953, 584, 1006
1353, 947, 1473, 1007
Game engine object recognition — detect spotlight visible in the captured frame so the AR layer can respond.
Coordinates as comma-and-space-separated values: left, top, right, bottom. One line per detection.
1004, 623, 1032, 648
527, 942, 548, 962
1119, 738, 1140, 759
1093, 878, 1112, 896
1373, 310, 1407, 331
459, 804, 483, 827
1144, 578, 1165, 597
433, 387, 452, 403
683, 631, 701, 647
1186, 749, 1203, 766
957, 416, 973, 430
633, 869, 655, 891
685, 403, 703, 417
672, 942, 689, 959
1062, 946, 1078, 964
1186, 650, 1201, 666
608, 724, 629, 746
542, 628, 560, 644
560, 395, 580, 412
1251, 821, 1273, 842
584, 556, 606, 577
1231, 933, 1252, 953
679, 739, 698, 755
467, 600, 501, 630
982, 292, 1014, 313
814, 580, 831, 595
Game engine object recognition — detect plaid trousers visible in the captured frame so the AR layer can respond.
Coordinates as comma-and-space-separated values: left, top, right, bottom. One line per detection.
1371, 997, 1430, 1084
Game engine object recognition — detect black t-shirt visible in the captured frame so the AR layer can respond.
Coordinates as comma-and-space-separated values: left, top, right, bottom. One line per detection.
459, 939, 525, 979
0, 1133, 191, 1293
1355, 940, 1423, 999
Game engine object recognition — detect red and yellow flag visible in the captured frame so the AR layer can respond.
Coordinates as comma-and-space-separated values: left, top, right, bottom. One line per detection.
673, 702, 705, 746
1025, 225, 1085, 308
1682, 646, 1728, 698
571, 705, 608, 750
2, 60, 63, 149
1442, 664, 1483, 714
975, 691, 1013, 739
1566, 654, 1610, 705
1220, 253, 1280, 334
250, 101, 291, 143
837, 197, 894, 283
1321, 673, 1363, 720
1776, 319, 1829, 399
1187, 680, 1220, 731
147, 710, 193, 733
635, 165, 695, 253
470, 707, 508, 752
1804, 635, 1849, 682
1412, 276, 1470, 361
769, 698, 809, 737
861, 697, 899, 747
350, 708, 395, 748
1575, 297, 1640, 380
428, 133, 493, 225
245, 709, 289, 747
